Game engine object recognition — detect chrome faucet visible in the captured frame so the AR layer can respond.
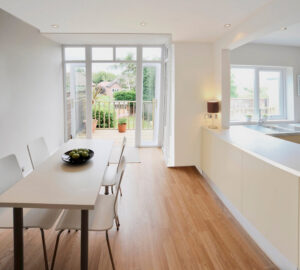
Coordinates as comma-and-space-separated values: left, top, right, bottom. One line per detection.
258, 109, 265, 125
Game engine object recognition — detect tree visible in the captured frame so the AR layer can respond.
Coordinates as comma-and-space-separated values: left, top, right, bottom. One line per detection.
115, 53, 137, 91
143, 66, 156, 101
92, 71, 116, 84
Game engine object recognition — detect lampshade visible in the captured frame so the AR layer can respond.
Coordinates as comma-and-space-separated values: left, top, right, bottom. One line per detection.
207, 100, 219, 113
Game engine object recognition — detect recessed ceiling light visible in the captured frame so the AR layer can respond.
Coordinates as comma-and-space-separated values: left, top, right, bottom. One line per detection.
224, 24, 231, 29
139, 21, 147, 27
281, 27, 288, 31
51, 24, 59, 29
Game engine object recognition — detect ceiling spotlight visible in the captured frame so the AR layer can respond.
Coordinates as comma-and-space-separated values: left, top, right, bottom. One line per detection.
51, 24, 59, 29
139, 21, 147, 27
224, 24, 231, 29
281, 27, 288, 31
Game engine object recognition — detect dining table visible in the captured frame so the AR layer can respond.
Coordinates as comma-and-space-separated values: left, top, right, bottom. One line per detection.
0, 138, 113, 270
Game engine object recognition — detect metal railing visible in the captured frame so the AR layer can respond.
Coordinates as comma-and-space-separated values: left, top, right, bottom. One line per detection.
92, 100, 156, 130
230, 98, 278, 121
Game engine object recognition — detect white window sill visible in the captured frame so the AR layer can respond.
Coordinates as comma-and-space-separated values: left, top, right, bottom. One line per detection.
230, 119, 296, 126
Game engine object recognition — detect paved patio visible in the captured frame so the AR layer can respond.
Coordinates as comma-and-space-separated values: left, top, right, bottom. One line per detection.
92, 129, 153, 146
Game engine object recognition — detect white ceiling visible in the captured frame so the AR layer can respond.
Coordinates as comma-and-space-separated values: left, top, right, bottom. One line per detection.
43, 33, 171, 45
0, 0, 271, 42
254, 22, 300, 47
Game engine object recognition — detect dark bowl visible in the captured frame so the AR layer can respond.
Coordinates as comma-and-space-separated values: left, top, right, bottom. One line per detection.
62, 149, 94, 165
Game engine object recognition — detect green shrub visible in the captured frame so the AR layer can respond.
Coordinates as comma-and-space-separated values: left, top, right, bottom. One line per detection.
113, 90, 136, 101
92, 109, 114, 128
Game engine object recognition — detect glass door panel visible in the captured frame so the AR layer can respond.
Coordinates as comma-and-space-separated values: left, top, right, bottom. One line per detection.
141, 63, 161, 145
65, 63, 86, 139
91, 62, 136, 146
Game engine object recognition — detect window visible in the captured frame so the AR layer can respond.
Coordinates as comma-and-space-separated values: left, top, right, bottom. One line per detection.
143, 47, 162, 61
92, 47, 113, 61
64, 47, 85, 61
230, 66, 286, 122
115, 47, 137, 61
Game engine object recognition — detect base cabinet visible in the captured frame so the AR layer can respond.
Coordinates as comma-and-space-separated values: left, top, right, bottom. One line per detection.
201, 128, 299, 268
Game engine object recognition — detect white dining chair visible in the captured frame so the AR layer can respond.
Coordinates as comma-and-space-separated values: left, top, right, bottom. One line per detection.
102, 136, 127, 195
27, 137, 49, 169
0, 154, 62, 270
50, 156, 127, 270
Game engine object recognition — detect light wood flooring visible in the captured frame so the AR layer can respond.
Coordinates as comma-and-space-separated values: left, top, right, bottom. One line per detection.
0, 148, 277, 270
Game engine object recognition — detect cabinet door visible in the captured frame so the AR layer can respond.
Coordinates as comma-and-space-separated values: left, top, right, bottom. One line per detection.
242, 152, 299, 265
201, 128, 243, 211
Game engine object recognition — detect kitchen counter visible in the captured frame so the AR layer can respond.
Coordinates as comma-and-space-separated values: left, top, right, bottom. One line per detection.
205, 125, 300, 177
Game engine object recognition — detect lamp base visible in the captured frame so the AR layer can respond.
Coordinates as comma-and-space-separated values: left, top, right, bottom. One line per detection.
207, 113, 218, 129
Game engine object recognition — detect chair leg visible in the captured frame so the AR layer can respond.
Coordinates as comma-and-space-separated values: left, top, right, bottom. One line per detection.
51, 230, 64, 270
40, 229, 49, 270
106, 231, 115, 270
105, 186, 109, 195
111, 186, 114, 194
115, 216, 120, 231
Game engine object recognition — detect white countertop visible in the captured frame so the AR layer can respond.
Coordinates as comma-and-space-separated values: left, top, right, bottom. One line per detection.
0, 139, 113, 210
204, 126, 300, 177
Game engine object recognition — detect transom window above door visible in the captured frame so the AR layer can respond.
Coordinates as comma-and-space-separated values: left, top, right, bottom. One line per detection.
230, 65, 288, 122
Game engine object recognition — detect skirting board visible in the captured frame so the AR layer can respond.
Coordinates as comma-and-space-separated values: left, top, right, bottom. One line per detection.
196, 167, 298, 270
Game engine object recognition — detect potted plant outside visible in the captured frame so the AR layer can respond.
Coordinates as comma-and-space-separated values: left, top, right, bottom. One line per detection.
118, 118, 127, 133
245, 114, 252, 122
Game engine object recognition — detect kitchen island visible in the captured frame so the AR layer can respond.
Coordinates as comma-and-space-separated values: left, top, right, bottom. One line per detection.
201, 126, 300, 270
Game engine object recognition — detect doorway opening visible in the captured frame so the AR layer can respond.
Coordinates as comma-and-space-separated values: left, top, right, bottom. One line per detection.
63, 45, 166, 147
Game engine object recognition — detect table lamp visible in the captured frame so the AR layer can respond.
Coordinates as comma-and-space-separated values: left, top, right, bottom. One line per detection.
207, 100, 219, 129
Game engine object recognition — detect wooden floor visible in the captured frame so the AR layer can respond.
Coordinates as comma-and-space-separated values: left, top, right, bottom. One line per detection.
0, 148, 277, 270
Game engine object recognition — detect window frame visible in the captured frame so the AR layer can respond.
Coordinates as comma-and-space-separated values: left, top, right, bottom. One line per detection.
62, 44, 166, 147
230, 65, 287, 123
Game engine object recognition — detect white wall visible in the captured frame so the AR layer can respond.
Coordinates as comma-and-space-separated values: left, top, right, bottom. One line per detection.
213, 0, 300, 128
173, 43, 213, 167
0, 10, 64, 174
231, 43, 300, 121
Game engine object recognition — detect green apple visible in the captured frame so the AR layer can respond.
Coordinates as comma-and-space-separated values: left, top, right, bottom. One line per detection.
71, 153, 80, 159
81, 152, 89, 158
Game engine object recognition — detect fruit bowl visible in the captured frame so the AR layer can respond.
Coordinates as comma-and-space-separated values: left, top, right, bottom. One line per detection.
62, 149, 94, 165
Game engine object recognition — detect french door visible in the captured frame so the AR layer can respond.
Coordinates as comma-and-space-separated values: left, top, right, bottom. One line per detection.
63, 46, 165, 147
64, 63, 87, 139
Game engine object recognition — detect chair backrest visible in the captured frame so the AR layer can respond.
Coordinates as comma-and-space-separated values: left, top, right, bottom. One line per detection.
114, 156, 127, 216
116, 137, 127, 171
27, 137, 49, 169
0, 154, 22, 195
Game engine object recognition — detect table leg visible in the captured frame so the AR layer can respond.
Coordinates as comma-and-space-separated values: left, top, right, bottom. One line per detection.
13, 208, 24, 270
81, 210, 88, 270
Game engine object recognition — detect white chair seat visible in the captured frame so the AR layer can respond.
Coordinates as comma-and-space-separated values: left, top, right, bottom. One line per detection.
56, 195, 115, 231
102, 164, 118, 186
0, 208, 62, 229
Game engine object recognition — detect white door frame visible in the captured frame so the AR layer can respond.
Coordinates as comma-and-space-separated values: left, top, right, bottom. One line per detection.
62, 45, 166, 147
